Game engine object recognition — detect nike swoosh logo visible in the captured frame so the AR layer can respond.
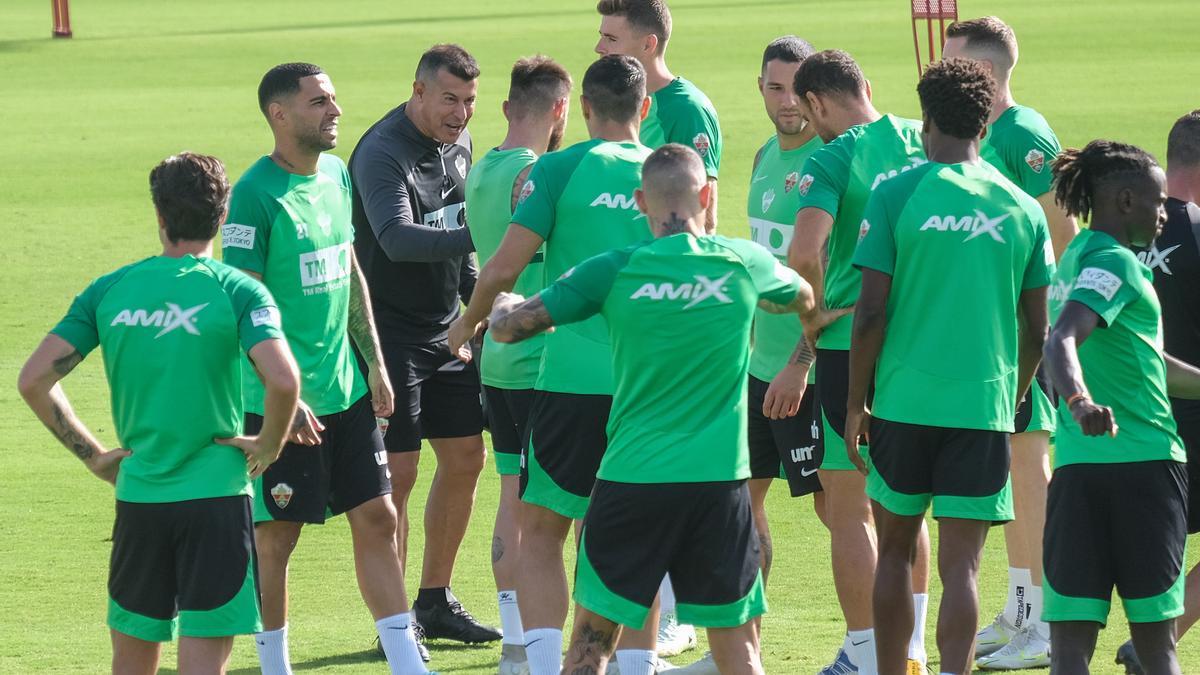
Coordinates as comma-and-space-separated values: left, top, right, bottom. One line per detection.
256, 641, 266, 646
851, 639, 869, 646
387, 625, 410, 631
752, 174, 769, 183
442, 187, 455, 199
524, 638, 543, 649
800, 468, 818, 477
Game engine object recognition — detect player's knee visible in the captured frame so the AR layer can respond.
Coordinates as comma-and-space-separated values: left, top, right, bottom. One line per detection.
388, 459, 419, 497
254, 524, 301, 561
440, 444, 486, 477
350, 497, 399, 540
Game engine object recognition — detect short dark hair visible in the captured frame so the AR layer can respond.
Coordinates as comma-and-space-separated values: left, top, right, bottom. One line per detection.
917, 58, 996, 140
149, 152, 231, 244
258, 62, 324, 116
596, 0, 672, 54
793, 49, 867, 100
1167, 109, 1200, 168
415, 44, 480, 83
1052, 140, 1160, 221
761, 35, 816, 72
507, 55, 573, 119
582, 54, 646, 123
642, 143, 705, 200
945, 16, 1018, 70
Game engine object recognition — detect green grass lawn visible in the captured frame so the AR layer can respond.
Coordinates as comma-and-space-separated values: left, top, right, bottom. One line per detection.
2, 0, 1198, 672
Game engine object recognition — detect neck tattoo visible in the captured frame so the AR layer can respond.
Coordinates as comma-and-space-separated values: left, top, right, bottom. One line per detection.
271, 150, 297, 171
660, 212, 690, 235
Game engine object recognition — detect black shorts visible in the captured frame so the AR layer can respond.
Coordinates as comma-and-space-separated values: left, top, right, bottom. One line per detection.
484, 385, 534, 476
747, 375, 822, 496
1172, 397, 1200, 533
866, 417, 1014, 522
246, 395, 391, 524
575, 480, 765, 629
109, 496, 260, 642
520, 391, 612, 520
1043, 461, 1188, 625
382, 340, 484, 452
815, 349, 872, 471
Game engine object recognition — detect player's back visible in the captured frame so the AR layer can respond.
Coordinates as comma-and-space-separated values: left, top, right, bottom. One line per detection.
56, 255, 274, 502
511, 137, 653, 394
854, 160, 1052, 432
588, 234, 800, 483
465, 146, 544, 388
798, 113, 926, 348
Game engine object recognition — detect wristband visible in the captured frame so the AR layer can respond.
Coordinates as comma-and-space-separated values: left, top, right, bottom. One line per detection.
1066, 392, 1088, 408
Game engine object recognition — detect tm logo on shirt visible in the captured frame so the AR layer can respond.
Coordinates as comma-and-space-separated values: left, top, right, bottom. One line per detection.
110, 302, 209, 338
629, 272, 733, 309
299, 243, 352, 295
919, 211, 1010, 243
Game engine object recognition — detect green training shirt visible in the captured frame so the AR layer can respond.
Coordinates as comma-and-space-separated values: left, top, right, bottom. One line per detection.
51, 255, 284, 503
222, 154, 366, 416
539, 234, 802, 483
853, 160, 1053, 431
511, 137, 653, 395
640, 77, 723, 179
1048, 229, 1186, 466
796, 114, 926, 349
981, 105, 1061, 198
465, 147, 544, 390
747, 133, 823, 382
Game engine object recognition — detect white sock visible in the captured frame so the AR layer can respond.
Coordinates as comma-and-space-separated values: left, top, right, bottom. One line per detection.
524, 627, 563, 675
847, 628, 878, 675
376, 612, 428, 674
499, 590, 524, 646
615, 648, 656, 675
908, 593, 928, 662
659, 575, 677, 615
1028, 584, 1047, 634
255, 625, 293, 675
1002, 567, 1032, 628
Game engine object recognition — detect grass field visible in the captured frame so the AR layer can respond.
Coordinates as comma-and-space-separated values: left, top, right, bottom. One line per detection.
3, 0, 1199, 672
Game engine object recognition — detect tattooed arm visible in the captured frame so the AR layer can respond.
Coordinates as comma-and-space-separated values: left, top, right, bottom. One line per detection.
18, 334, 129, 484
348, 249, 394, 418
487, 293, 556, 344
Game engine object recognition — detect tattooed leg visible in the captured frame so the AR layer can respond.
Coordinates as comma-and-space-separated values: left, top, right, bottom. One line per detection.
563, 609, 620, 675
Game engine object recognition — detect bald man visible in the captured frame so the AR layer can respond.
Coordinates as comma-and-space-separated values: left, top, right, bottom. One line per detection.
487, 144, 838, 675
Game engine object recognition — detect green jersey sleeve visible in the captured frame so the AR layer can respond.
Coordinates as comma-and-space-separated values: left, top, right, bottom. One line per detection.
1066, 249, 1140, 327
50, 263, 139, 356
221, 183, 274, 274
796, 137, 853, 219
1022, 209, 1055, 290
538, 248, 630, 326
730, 239, 802, 305
216, 264, 287, 352
677, 107, 722, 179
1005, 124, 1060, 197
511, 154, 561, 240
851, 185, 899, 276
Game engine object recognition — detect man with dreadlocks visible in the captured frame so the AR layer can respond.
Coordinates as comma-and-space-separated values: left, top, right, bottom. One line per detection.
1043, 140, 1200, 675
845, 58, 1053, 675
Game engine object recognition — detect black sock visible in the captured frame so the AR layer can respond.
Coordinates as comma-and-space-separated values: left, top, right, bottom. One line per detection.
415, 586, 452, 609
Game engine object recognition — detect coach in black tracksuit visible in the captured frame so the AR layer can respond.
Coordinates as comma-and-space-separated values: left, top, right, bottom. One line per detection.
350, 44, 500, 647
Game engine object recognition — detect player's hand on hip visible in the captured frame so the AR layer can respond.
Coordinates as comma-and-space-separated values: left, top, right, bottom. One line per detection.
215, 436, 279, 479
368, 365, 395, 419
288, 401, 325, 446
85, 448, 131, 485
1069, 397, 1119, 437
802, 304, 854, 342
843, 407, 871, 476
764, 363, 807, 419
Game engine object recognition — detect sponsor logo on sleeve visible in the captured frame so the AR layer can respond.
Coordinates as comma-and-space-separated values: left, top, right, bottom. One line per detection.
797, 174, 814, 196
858, 219, 871, 243
519, 180, 535, 204
250, 306, 280, 328
1075, 267, 1123, 300
222, 224, 256, 250
692, 133, 711, 157
1025, 149, 1045, 174
784, 171, 800, 193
